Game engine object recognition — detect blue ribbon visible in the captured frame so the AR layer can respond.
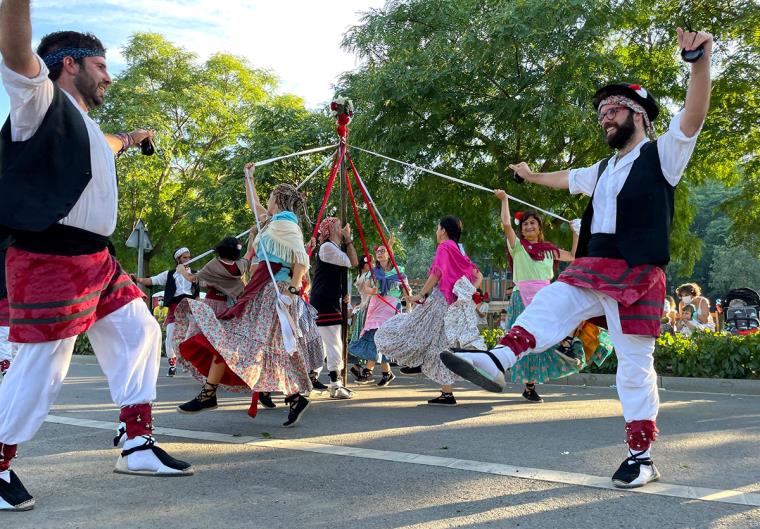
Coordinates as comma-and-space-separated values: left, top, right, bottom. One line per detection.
42, 47, 104, 68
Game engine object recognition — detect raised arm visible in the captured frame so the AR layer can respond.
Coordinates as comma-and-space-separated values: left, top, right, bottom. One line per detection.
342, 224, 359, 267
131, 275, 154, 287
677, 27, 713, 137
243, 163, 269, 221
494, 189, 517, 249
106, 129, 154, 156
558, 219, 581, 262
510, 162, 569, 190
176, 264, 198, 283
0, 0, 38, 78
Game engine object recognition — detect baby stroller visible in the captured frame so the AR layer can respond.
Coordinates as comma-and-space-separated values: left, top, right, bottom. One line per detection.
720, 288, 760, 335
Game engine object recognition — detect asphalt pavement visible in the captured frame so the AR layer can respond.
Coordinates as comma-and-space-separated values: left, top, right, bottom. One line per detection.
2, 356, 759, 529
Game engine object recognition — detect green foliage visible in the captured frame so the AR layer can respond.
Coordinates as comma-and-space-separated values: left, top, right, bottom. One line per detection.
655, 331, 760, 379
339, 0, 760, 269
74, 334, 94, 355
666, 180, 760, 301
708, 246, 760, 294
96, 33, 332, 276
584, 331, 760, 379
480, 328, 505, 349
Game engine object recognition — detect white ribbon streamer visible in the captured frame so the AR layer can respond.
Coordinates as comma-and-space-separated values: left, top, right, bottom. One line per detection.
296, 151, 337, 190
254, 144, 338, 168
351, 145, 569, 223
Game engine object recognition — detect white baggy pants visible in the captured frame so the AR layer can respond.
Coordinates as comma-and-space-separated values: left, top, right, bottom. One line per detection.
317, 325, 344, 373
165, 322, 176, 360
515, 281, 658, 422
0, 299, 161, 445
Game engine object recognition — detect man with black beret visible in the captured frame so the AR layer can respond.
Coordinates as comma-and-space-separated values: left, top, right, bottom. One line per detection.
443, 26, 713, 488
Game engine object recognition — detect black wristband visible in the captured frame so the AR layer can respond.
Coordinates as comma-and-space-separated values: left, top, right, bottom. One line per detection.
287, 285, 300, 295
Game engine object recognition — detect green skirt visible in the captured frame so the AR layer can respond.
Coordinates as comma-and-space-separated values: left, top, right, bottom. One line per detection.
508, 290, 614, 383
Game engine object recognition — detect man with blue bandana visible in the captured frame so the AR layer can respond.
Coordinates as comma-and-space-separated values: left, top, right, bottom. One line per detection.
0, 0, 194, 512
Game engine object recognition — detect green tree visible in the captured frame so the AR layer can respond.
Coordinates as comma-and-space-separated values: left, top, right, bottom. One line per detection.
97, 33, 332, 276
338, 0, 760, 272
708, 245, 760, 294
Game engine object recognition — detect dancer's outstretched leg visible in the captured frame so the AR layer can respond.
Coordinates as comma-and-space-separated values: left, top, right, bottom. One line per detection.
441, 282, 603, 392
88, 300, 193, 476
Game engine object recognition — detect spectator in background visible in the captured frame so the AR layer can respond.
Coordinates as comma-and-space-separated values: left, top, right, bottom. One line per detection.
476, 289, 490, 328
676, 283, 715, 331
660, 296, 676, 336
675, 304, 702, 336
153, 298, 168, 324
497, 309, 509, 332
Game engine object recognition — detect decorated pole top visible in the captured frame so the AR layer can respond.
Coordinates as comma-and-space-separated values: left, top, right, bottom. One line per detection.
330, 96, 354, 139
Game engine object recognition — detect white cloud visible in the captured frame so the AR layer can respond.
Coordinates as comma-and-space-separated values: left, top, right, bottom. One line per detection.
27, 0, 386, 109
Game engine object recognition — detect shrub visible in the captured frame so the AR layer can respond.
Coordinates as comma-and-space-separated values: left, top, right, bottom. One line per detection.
583, 331, 760, 379
480, 328, 505, 349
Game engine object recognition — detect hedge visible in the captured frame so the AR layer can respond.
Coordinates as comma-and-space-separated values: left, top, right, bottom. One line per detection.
480, 329, 760, 380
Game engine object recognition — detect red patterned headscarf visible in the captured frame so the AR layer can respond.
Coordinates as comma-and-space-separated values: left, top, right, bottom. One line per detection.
598, 95, 655, 137
318, 217, 340, 243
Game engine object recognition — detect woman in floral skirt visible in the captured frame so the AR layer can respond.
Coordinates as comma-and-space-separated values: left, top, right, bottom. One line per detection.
375, 216, 484, 406
173, 171, 313, 427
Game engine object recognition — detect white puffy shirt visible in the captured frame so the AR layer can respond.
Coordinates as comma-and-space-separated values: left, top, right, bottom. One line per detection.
150, 270, 195, 298
319, 242, 352, 268
0, 54, 117, 236
568, 111, 701, 234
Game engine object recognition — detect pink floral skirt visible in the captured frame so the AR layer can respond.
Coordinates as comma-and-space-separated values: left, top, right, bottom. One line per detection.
174, 281, 312, 395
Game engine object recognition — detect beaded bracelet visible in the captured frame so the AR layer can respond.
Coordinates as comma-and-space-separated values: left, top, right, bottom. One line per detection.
114, 132, 135, 157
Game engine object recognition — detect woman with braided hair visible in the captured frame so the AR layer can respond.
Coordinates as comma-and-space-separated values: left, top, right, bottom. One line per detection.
173, 177, 314, 428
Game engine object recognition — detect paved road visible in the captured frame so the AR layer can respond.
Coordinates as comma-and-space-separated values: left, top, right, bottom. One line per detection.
3, 357, 760, 529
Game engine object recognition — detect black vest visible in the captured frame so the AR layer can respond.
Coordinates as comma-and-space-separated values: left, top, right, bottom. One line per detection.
164, 269, 200, 305
309, 242, 347, 315
576, 141, 675, 268
0, 85, 92, 232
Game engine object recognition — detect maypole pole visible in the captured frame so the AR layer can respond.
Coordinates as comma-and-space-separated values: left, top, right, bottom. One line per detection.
331, 96, 354, 387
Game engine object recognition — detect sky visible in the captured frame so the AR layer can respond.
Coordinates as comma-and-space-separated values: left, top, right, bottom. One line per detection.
0, 0, 388, 117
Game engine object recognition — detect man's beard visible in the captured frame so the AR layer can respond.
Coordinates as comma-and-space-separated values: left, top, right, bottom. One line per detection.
604, 112, 636, 149
74, 69, 106, 108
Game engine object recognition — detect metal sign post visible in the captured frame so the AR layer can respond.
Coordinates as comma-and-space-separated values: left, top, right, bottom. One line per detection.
126, 218, 153, 288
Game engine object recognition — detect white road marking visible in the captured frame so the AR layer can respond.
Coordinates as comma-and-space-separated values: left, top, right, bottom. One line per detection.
44, 414, 760, 507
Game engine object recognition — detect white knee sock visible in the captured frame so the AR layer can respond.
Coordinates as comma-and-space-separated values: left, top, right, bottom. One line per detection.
629, 448, 651, 460
462, 345, 517, 377
489, 345, 519, 371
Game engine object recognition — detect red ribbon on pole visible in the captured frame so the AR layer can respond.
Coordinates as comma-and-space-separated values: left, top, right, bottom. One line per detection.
345, 168, 400, 314
346, 152, 410, 297
308, 142, 347, 257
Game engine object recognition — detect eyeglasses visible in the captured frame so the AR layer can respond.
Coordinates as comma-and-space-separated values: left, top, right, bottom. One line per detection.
597, 106, 629, 124
375, 248, 388, 254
